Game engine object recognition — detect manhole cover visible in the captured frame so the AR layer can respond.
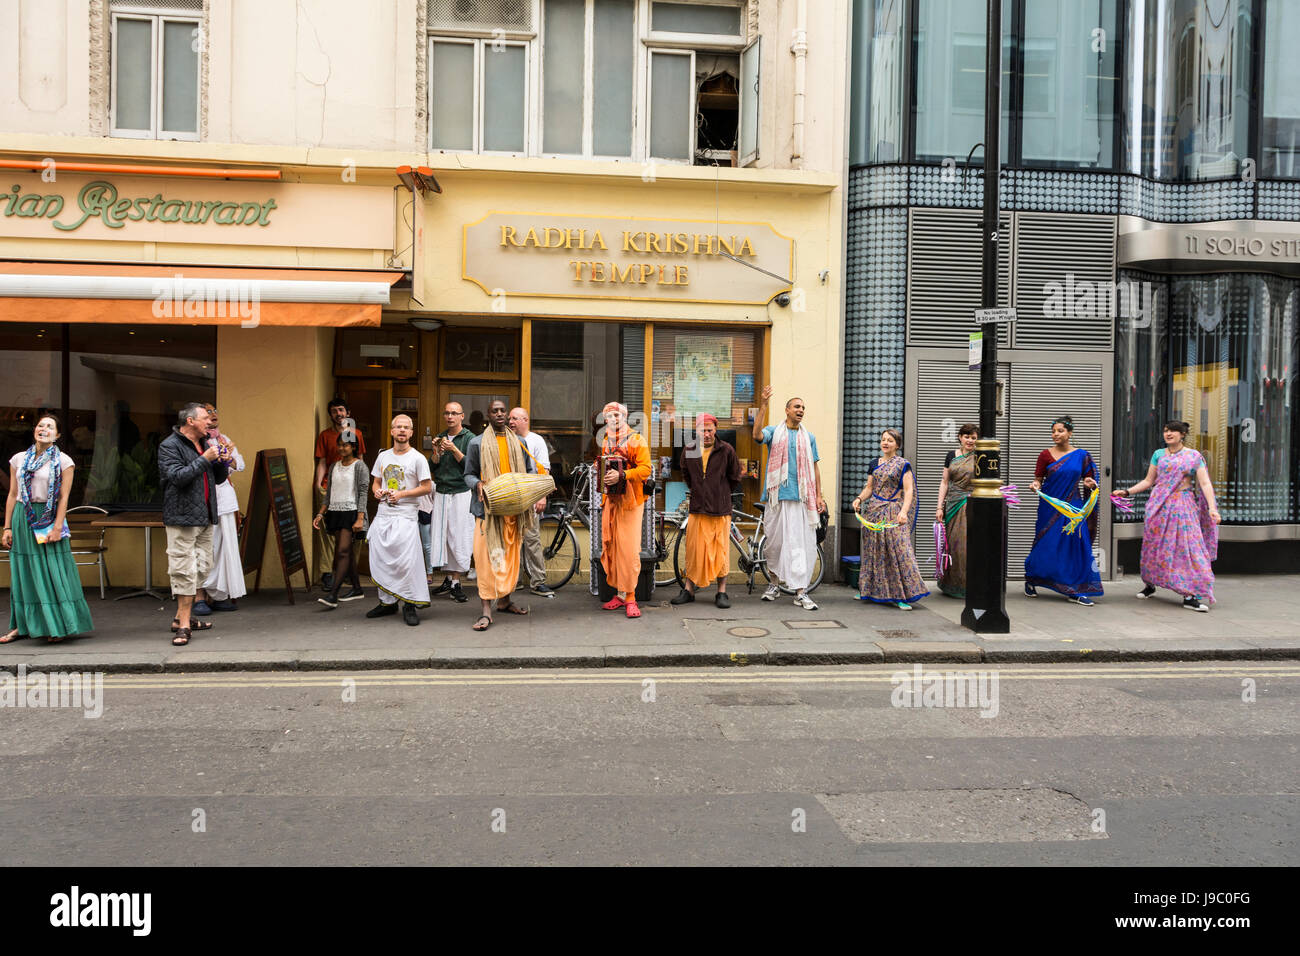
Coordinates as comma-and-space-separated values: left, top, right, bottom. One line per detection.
728, 626, 769, 639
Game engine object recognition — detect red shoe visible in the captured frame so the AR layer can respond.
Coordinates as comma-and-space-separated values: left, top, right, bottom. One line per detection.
602, 596, 627, 610
625, 601, 641, 618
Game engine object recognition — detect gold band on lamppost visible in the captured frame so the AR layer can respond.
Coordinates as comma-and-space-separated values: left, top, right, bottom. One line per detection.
971, 438, 1003, 498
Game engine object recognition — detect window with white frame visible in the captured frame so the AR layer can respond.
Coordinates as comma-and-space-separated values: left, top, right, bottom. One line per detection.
427, 0, 758, 165
110, 2, 202, 140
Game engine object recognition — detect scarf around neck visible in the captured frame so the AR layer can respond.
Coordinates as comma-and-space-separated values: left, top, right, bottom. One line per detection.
479, 426, 529, 573
20, 443, 63, 532
765, 423, 818, 526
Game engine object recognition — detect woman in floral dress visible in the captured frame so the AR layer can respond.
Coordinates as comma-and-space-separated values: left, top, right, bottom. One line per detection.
1113, 420, 1221, 611
851, 429, 928, 610
934, 423, 978, 598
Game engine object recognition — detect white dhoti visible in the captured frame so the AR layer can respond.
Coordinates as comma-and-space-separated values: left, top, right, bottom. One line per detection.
428, 490, 473, 573
203, 511, 247, 601
764, 499, 818, 591
368, 513, 431, 606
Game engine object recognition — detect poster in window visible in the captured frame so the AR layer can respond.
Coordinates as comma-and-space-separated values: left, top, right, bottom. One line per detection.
733, 373, 754, 403
673, 336, 733, 417
652, 370, 674, 400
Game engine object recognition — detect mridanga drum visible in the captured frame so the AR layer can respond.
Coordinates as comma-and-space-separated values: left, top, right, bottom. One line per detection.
482, 472, 556, 516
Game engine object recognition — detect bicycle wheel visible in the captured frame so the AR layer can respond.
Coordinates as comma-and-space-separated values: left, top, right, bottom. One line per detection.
759, 536, 825, 595
671, 517, 689, 587
538, 516, 579, 590
654, 517, 682, 588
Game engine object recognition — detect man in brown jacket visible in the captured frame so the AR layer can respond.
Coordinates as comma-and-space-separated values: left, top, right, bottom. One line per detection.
672, 413, 741, 609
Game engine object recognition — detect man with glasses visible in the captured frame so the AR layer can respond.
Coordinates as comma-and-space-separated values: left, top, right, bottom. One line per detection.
426, 401, 473, 603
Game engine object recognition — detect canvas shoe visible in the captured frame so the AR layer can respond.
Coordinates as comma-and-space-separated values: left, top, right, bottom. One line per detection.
1182, 595, 1209, 612
1136, 585, 1156, 599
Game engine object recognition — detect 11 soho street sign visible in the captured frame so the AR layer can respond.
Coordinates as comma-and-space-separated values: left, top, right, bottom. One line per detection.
0, 174, 394, 250
463, 212, 795, 305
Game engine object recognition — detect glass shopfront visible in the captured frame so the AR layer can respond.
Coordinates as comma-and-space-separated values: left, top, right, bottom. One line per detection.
1114, 270, 1298, 525
0, 322, 216, 509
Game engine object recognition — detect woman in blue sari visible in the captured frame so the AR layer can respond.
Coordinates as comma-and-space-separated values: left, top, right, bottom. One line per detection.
1024, 416, 1103, 605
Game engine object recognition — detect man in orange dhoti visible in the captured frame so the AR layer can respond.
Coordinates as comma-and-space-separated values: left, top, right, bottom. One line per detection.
673, 413, 742, 609
463, 400, 535, 631
599, 402, 651, 619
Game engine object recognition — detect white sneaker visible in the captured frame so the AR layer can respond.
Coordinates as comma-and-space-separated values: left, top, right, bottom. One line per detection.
761, 584, 780, 602
794, 592, 818, 611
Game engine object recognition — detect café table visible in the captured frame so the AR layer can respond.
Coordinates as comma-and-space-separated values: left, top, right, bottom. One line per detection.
92, 512, 168, 602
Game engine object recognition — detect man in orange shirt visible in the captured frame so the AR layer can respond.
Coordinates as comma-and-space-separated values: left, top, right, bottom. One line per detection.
599, 402, 651, 619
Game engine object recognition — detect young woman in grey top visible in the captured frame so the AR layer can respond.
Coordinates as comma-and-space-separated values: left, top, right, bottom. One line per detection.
312, 437, 369, 608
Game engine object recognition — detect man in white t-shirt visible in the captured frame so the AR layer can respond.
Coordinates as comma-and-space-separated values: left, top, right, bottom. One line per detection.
509, 407, 554, 598
365, 414, 433, 625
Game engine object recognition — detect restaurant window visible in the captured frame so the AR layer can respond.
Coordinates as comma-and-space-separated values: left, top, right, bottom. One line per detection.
850, 0, 907, 165
529, 321, 643, 499
1262, 0, 1300, 178
335, 328, 420, 376
0, 324, 64, 506
109, 2, 202, 141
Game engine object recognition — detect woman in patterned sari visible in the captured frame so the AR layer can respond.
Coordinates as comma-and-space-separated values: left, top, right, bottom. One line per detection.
851, 429, 928, 610
1113, 420, 1220, 611
934, 423, 979, 598
1024, 416, 1103, 605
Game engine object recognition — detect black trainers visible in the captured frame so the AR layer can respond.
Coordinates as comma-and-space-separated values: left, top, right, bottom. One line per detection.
1137, 585, 1156, 599
403, 604, 420, 626
1182, 595, 1209, 612
365, 602, 398, 618
431, 577, 454, 596
714, 592, 731, 609
530, 584, 556, 598
338, 588, 365, 602
450, 583, 468, 604
320, 573, 334, 592
317, 596, 339, 610
670, 588, 695, 605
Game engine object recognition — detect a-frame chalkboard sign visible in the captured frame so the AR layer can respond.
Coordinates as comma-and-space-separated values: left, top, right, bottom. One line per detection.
239, 448, 310, 603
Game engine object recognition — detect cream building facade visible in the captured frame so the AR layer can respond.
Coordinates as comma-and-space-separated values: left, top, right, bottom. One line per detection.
0, 0, 850, 591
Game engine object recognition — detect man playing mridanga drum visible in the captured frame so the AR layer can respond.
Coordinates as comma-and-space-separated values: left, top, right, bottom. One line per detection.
463, 400, 537, 631
672, 413, 741, 609
365, 414, 433, 626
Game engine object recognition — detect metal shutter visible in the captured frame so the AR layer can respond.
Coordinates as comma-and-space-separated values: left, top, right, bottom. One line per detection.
910, 358, 1010, 572
1012, 213, 1116, 351
1005, 363, 1105, 576
907, 208, 1012, 348
621, 325, 645, 415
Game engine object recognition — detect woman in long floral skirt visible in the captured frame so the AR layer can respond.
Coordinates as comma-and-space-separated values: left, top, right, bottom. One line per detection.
852, 429, 928, 610
1113, 420, 1220, 611
1, 414, 93, 644
934, 423, 978, 597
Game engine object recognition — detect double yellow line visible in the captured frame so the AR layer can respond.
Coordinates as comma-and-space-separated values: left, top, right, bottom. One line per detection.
95, 662, 1300, 691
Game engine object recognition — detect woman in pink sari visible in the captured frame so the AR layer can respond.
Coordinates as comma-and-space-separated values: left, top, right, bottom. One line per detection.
1114, 421, 1221, 611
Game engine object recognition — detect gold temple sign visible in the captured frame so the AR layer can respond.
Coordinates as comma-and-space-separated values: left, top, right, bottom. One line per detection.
463, 212, 794, 304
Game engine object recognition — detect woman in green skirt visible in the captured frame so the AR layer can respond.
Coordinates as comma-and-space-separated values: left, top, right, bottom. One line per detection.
1, 414, 93, 643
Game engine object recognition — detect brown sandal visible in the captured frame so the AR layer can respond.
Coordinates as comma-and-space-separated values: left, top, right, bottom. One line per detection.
171, 627, 191, 646
471, 615, 492, 631
171, 618, 213, 633
497, 602, 529, 616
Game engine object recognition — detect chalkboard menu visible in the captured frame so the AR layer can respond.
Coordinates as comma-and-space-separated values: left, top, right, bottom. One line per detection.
240, 448, 310, 603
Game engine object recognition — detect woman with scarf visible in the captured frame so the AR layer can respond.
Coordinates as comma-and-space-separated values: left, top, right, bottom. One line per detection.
195, 405, 246, 614
1113, 420, 1220, 611
2, 414, 93, 643
598, 402, 652, 619
934, 423, 979, 598
1024, 416, 1103, 605
852, 428, 928, 610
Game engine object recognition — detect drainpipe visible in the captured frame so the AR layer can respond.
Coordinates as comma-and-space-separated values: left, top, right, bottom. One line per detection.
790, 0, 808, 169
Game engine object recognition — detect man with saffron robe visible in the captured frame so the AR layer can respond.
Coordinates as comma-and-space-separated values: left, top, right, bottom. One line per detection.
672, 413, 741, 609
598, 402, 652, 619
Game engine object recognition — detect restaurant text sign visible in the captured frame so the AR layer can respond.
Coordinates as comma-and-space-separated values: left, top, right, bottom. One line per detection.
463, 212, 794, 304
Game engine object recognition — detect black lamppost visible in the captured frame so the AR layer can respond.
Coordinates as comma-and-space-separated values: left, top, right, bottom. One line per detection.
961, 0, 1010, 634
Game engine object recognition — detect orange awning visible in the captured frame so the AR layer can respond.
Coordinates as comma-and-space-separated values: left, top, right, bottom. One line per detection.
0, 262, 405, 327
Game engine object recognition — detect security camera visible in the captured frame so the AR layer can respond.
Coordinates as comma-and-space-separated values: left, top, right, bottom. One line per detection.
774, 292, 791, 307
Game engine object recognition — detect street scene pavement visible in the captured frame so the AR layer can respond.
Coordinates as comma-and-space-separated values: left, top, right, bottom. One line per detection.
1, 573, 1296, 674
2, 661, 1295, 866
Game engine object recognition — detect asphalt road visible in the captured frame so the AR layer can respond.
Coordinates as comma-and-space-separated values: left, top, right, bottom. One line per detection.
2, 662, 1296, 866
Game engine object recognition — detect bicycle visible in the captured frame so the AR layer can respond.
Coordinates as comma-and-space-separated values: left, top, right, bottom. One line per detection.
670, 495, 824, 595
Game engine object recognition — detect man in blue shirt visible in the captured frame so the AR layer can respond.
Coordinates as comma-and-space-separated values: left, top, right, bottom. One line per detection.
752, 385, 825, 610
